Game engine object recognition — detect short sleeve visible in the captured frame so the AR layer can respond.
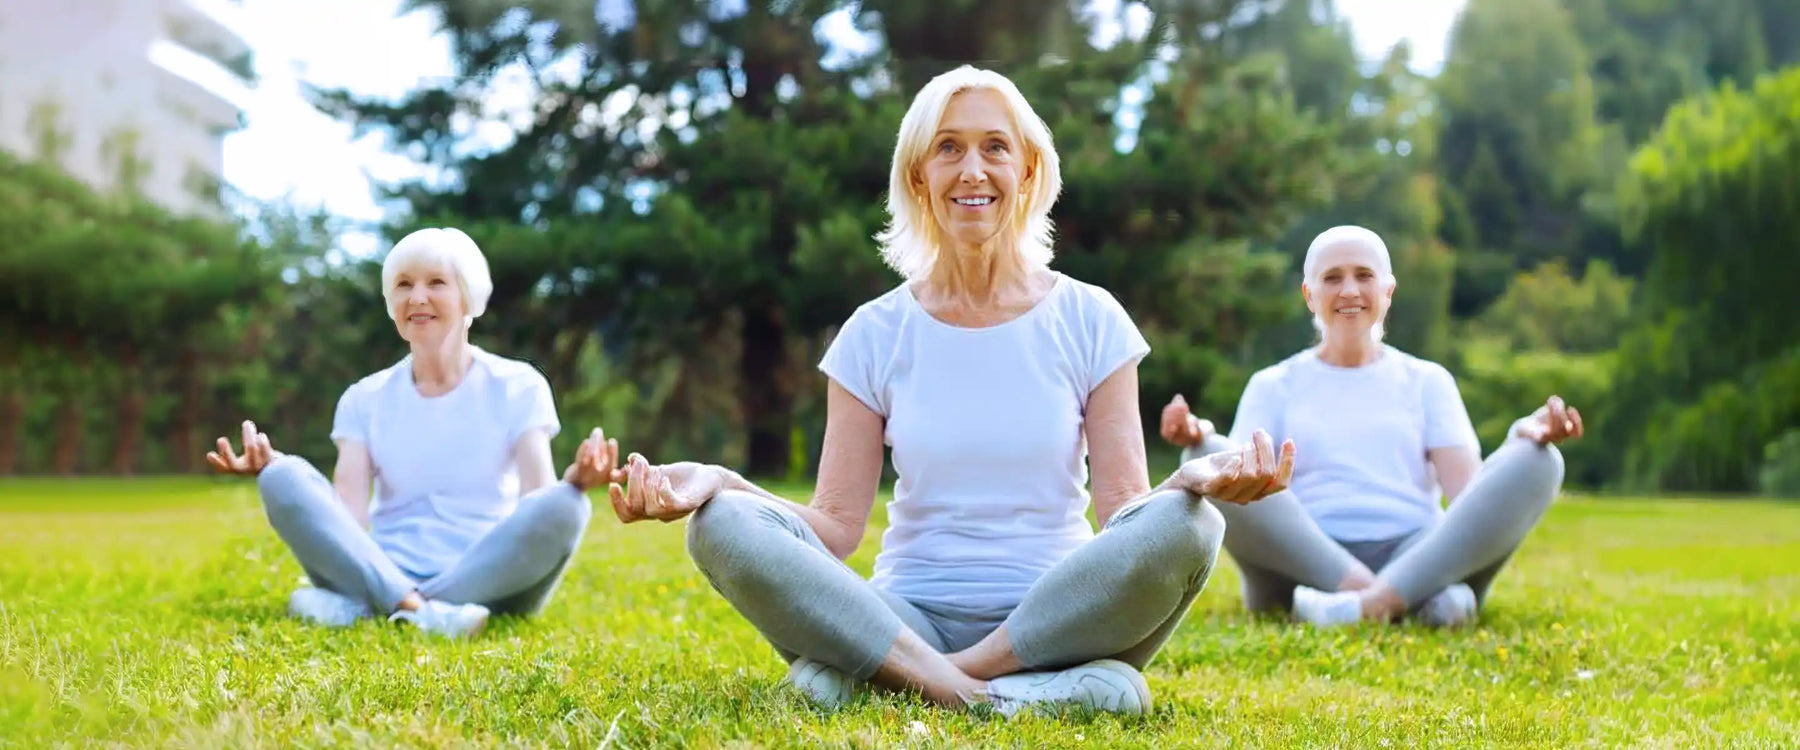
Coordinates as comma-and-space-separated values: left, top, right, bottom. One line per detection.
511, 369, 561, 444
1227, 368, 1286, 445
1082, 286, 1151, 395
818, 310, 888, 417
1421, 363, 1481, 452
330, 383, 370, 445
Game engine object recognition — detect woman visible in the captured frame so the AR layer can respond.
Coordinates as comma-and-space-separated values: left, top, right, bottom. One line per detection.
1159, 225, 1584, 627
207, 227, 621, 638
595, 65, 1293, 717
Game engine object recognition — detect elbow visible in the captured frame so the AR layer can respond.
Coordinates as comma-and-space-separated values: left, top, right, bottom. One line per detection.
820, 520, 863, 561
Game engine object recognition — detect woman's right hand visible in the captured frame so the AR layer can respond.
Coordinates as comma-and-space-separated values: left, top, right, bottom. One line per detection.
206, 420, 279, 477
607, 453, 727, 523
1158, 394, 1214, 448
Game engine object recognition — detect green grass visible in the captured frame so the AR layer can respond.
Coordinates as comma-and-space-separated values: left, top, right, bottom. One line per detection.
2, 479, 1797, 748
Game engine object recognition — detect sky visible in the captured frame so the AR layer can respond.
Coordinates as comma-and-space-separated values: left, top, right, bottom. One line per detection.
170, 0, 1466, 255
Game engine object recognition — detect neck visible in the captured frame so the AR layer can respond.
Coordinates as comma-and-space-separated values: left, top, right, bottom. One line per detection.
1316, 331, 1382, 367
925, 238, 1032, 308
410, 334, 473, 389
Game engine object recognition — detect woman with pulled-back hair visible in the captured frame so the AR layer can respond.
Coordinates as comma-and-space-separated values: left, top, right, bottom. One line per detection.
1160, 225, 1584, 628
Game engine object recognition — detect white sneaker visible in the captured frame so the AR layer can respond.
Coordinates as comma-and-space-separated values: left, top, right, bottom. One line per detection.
1417, 583, 1478, 627
983, 659, 1152, 719
1292, 586, 1364, 627
288, 587, 371, 627
784, 658, 857, 709
388, 600, 489, 639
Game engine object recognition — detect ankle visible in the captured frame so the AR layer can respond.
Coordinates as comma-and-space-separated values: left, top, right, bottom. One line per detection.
395, 592, 424, 613
1357, 584, 1406, 621
1336, 566, 1377, 592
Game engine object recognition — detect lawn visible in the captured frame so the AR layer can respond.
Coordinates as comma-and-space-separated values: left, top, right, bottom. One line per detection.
1, 477, 1796, 748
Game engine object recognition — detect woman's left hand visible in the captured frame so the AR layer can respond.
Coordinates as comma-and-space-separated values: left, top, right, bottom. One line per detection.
1514, 395, 1585, 446
563, 427, 625, 491
1164, 429, 1295, 504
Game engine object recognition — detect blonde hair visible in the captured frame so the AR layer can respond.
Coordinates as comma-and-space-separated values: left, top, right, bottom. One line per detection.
875, 65, 1064, 280
1303, 225, 1395, 343
381, 227, 493, 327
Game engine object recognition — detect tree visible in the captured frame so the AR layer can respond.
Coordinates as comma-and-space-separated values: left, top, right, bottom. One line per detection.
1609, 65, 1800, 491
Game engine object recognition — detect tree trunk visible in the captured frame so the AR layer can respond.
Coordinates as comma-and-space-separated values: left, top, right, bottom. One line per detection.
738, 299, 794, 478
52, 397, 83, 476
111, 348, 145, 475
172, 349, 202, 473
0, 388, 22, 475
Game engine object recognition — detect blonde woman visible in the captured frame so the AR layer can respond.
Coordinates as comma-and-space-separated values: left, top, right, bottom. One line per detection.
598, 66, 1292, 716
208, 228, 619, 638
1160, 225, 1583, 627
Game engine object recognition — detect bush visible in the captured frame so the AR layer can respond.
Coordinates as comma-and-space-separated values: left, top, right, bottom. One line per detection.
1758, 430, 1800, 498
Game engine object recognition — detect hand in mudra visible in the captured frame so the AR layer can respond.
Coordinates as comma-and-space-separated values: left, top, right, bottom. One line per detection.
608, 453, 725, 523
563, 427, 626, 491
206, 420, 280, 476
1515, 395, 1584, 446
1168, 429, 1295, 504
1158, 393, 1214, 448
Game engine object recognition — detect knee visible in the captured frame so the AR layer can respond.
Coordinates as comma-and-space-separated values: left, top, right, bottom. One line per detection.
256, 455, 323, 519
1181, 434, 1237, 463
522, 484, 593, 543
1122, 490, 1226, 578
684, 490, 764, 570
1501, 439, 1567, 489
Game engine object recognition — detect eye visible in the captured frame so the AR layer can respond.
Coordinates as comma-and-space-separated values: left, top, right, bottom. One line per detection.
396, 280, 413, 289
936, 139, 959, 155
1357, 271, 1374, 280
429, 278, 449, 288
985, 140, 1009, 154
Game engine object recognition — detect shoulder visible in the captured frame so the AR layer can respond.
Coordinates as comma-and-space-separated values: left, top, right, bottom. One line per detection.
1385, 346, 1457, 388
338, 358, 409, 404
471, 348, 554, 394
833, 283, 913, 343
1246, 350, 1311, 392
1051, 274, 1133, 320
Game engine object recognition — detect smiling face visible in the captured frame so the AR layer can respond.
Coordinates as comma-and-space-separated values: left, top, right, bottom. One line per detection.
1302, 239, 1395, 343
387, 258, 467, 347
915, 88, 1032, 253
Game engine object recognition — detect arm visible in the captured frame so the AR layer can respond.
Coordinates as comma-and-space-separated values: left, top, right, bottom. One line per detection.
1427, 445, 1481, 505
512, 426, 558, 495
1084, 362, 1153, 527
717, 380, 885, 560
330, 439, 375, 527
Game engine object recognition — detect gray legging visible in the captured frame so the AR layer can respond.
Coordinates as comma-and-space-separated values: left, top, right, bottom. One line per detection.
1182, 429, 1565, 613
684, 487, 1225, 681
257, 454, 593, 615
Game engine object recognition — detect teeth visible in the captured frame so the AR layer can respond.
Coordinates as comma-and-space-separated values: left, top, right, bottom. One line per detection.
954, 197, 993, 206
1336, 307, 1364, 314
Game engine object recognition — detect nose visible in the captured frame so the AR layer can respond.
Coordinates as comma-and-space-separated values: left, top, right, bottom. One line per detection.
957, 149, 986, 184
407, 285, 430, 305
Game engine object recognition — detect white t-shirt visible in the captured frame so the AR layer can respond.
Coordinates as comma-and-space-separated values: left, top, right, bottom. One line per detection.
1228, 346, 1481, 542
818, 272, 1150, 619
330, 347, 560, 579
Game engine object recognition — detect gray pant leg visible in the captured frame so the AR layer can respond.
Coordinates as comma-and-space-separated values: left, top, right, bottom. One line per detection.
1377, 436, 1565, 606
257, 455, 415, 613
1183, 436, 1365, 595
1235, 559, 1302, 614
685, 491, 934, 680
1003, 488, 1225, 671
418, 482, 593, 615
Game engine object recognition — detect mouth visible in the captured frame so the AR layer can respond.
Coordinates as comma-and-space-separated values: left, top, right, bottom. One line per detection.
951, 195, 996, 208
1333, 306, 1365, 315
407, 313, 437, 324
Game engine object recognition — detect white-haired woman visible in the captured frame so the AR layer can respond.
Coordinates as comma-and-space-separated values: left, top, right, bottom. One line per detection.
207, 227, 620, 638
1159, 225, 1584, 627
594, 65, 1292, 717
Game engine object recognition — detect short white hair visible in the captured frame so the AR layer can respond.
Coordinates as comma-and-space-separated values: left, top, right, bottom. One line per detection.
1302, 225, 1395, 343
381, 227, 493, 326
875, 65, 1064, 281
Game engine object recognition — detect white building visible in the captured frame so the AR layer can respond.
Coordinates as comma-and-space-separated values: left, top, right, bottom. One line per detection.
0, 0, 250, 218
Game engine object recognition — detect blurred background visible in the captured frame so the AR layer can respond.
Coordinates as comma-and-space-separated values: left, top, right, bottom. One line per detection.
0, 0, 1795, 497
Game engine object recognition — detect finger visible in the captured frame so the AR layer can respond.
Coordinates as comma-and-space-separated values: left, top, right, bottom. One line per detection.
1276, 439, 1296, 487
607, 483, 638, 522
1254, 430, 1275, 477
205, 452, 228, 472
1566, 406, 1584, 438
241, 421, 257, 453
606, 439, 623, 482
